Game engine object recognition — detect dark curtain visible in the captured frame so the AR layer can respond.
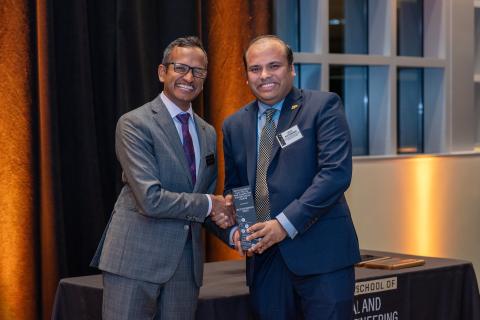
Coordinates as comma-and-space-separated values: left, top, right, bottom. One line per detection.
48, 0, 200, 278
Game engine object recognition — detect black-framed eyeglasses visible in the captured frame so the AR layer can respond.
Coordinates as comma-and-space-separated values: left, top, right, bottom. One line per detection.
166, 62, 207, 79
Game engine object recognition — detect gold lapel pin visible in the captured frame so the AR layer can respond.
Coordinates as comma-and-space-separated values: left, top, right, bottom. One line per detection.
291, 104, 299, 110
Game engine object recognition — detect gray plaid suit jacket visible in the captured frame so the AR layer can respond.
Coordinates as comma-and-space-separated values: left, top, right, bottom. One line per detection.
91, 94, 224, 287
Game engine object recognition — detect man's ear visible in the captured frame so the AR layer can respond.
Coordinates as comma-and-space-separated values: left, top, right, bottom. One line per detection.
290, 64, 296, 77
158, 64, 166, 82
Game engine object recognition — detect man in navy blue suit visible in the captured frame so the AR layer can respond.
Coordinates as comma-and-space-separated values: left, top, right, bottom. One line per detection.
222, 35, 361, 319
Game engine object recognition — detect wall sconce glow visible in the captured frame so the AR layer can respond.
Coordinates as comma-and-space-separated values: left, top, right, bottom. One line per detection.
412, 157, 435, 255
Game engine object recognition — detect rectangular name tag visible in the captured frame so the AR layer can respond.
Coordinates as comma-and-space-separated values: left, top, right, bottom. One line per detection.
276, 125, 303, 148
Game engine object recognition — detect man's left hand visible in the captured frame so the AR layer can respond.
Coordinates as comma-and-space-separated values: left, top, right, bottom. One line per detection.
246, 219, 287, 255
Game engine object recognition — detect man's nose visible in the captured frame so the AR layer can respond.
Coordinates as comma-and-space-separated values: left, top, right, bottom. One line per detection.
183, 69, 194, 81
260, 67, 270, 79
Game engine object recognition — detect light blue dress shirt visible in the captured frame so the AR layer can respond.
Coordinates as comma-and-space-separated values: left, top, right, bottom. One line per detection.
161, 92, 212, 214
161, 92, 201, 174
257, 100, 298, 239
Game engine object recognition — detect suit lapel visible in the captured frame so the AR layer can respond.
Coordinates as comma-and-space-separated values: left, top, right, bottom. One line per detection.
244, 101, 259, 187
269, 88, 304, 166
193, 113, 207, 192
150, 95, 194, 188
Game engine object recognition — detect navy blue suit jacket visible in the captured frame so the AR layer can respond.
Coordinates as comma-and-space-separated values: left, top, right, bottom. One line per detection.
223, 87, 360, 285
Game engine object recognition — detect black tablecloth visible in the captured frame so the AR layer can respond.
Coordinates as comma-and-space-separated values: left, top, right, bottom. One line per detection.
52, 250, 480, 319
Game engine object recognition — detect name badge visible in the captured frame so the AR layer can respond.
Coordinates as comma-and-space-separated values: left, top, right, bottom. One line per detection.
276, 125, 303, 148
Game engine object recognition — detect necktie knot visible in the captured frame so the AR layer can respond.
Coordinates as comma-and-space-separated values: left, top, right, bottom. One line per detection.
176, 113, 190, 125
264, 108, 276, 123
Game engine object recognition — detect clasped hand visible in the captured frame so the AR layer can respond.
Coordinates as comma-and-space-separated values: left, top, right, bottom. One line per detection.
210, 194, 235, 229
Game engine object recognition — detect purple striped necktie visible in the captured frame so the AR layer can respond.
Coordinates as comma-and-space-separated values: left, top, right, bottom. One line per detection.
176, 113, 196, 186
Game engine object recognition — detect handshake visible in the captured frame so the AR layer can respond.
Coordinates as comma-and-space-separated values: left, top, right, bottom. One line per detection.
210, 193, 288, 256
209, 194, 236, 229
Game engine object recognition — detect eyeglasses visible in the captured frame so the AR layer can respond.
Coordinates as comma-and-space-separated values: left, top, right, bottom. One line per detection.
166, 62, 207, 79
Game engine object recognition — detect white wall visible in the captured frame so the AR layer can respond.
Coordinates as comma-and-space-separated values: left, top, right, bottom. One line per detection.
348, 153, 480, 281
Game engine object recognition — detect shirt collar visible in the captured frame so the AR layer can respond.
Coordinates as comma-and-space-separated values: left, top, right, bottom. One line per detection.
161, 92, 194, 120
257, 99, 284, 119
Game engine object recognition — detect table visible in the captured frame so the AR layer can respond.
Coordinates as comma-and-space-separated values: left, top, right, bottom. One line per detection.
52, 250, 480, 319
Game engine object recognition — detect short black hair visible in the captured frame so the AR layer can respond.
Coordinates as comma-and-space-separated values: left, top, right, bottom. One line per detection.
162, 36, 208, 66
243, 35, 293, 70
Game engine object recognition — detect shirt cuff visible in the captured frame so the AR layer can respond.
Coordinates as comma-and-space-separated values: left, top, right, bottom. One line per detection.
275, 212, 298, 239
229, 226, 239, 246
206, 194, 212, 217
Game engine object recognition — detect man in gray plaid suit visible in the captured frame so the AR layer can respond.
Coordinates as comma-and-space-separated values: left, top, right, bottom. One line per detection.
91, 36, 233, 320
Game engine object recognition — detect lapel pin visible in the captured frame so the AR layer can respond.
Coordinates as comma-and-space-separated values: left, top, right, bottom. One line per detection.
291, 104, 299, 110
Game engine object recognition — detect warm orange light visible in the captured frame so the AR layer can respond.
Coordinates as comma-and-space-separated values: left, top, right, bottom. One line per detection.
412, 157, 433, 254
203, 0, 270, 262
402, 156, 442, 257
0, 1, 37, 319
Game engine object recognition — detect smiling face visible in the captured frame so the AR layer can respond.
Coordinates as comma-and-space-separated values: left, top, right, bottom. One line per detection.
244, 39, 295, 105
158, 46, 207, 111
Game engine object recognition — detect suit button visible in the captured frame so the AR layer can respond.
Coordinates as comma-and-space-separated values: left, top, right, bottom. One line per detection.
184, 225, 190, 230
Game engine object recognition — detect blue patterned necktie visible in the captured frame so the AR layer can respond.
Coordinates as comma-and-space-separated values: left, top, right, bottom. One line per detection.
176, 113, 196, 186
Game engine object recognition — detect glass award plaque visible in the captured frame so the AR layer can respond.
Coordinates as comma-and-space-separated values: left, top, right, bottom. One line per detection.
232, 186, 261, 250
